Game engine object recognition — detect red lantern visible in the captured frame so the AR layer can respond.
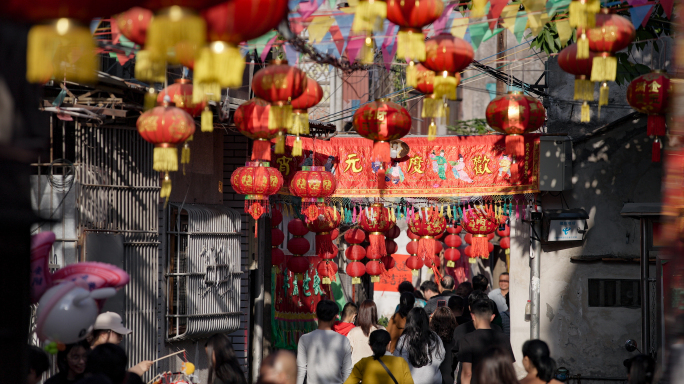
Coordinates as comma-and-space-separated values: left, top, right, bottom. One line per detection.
366, 260, 385, 282
344, 228, 366, 244
485, 92, 545, 160
500, 236, 511, 255
385, 225, 401, 239
627, 71, 672, 162
288, 218, 309, 236
204, 0, 288, 43
386, 0, 444, 61
360, 204, 395, 259
408, 207, 447, 262
464, 246, 473, 258
317, 260, 338, 284
461, 205, 499, 263
444, 248, 461, 267
407, 230, 420, 240
587, 11, 635, 83
272, 207, 283, 226
447, 225, 462, 234
158, 79, 207, 117
290, 166, 337, 219
272, 228, 285, 246
422, 33, 474, 102
346, 262, 366, 284
412, 64, 453, 124
234, 98, 286, 161
406, 239, 418, 255
406, 255, 424, 275
496, 224, 510, 238
272, 248, 285, 265
115, 7, 153, 46
287, 255, 310, 275
231, 162, 283, 222
353, 100, 412, 163
385, 239, 398, 255
252, 60, 308, 141
289, 78, 324, 155
345, 245, 366, 261
331, 228, 340, 240
287, 237, 310, 255
306, 206, 341, 259
445, 234, 462, 249
382, 255, 396, 270
558, 43, 596, 122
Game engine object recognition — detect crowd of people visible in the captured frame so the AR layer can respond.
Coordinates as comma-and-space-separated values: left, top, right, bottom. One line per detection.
27, 274, 659, 384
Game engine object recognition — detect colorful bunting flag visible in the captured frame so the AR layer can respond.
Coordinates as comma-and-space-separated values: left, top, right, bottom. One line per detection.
309, 16, 335, 43
501, 4, 520, 33
451, 15, 469, 39
346, 34, 365, 63
433, 4, 456, 35
482, 27, 504, 43
661, 0, 674, 19
284, 43, 299, 64
527, 12, 549, 36
248, 30, 278, 60
630, 4, 653, 28
469, 20, 490, 51
556, 19, 572, 46
329, 25, 347, 55
334, 14, 355, 40
299, 0, 325, 20
546, 0, 571, 18
487, 0, 509, 30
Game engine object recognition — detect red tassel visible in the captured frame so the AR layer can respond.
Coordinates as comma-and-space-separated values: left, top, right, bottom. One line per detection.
652, 139, 661, 163
506, 135, 525, 158
316, 233, 336, 259
647, 115, 666, 136
418, 237, 435, 262
377, 168, 386, 190
252, 139, 272, 161
472, 235, 489, 258
373, 141, 391, 163
367, 233, 387, 259
326, 263, 337, 282
430, 262, 443, 282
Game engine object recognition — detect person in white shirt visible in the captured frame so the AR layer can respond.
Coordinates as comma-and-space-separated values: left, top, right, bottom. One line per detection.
297, 300, 353, 384
488, 272, 509, 313
347, 300, 386, 366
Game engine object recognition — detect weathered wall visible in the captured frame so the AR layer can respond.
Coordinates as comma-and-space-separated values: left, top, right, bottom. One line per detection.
170, 128, 224, 205
510, 56, 662, 378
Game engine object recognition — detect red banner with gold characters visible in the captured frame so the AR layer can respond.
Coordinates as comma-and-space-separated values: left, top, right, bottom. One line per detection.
272, 134, 540, 197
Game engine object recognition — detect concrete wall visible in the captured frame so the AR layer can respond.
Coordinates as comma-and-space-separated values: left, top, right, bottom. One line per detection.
169, 128, 224, 205
509, 56, 662, 378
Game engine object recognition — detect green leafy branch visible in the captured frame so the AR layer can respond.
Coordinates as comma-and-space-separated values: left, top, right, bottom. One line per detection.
447, 119, 494, 135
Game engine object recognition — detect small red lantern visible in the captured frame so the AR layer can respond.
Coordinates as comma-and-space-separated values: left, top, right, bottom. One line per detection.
353, 100, 412, 163
366, 260, 385, 283
345, 245, 366, 261
406, 255, 424, 275
558, 43, 596, 121
626, 71, 672, 162
445, 233, 462, 249
345, 228, 366, 244
290, 78, 324, 155
500, 236, 511, 255
231, 162, 284, 222
115, 7, 153, 45
234, 98, 286, 162
461, 205, 500, 263
496, 224, 510, 238
485, 92, 545, 160
444, 248, 461, 267
386, 0, 444, 61
382, 255, 396, 270
272, 228, 285, 247
447, 224, 463, 234
306, 205, 341, 259
272, 248, 285, 266
317, 260, 338, 284
288, 218, 309, 236
290, 166, 337, 219
287, 218, 311, 276
360, 203, 395, 259
346, 261, 366, 284
385, 225, 401, 240
408, 207, 447, 263
252, 60, 308, 145
385, 239, 398, 255
287, 255, 310, 275
287, 237, 310, 255
422, 33, 474, 103
406, 239, 418, 255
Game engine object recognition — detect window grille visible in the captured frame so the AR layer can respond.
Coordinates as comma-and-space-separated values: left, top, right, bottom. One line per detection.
588, 279, 641, 308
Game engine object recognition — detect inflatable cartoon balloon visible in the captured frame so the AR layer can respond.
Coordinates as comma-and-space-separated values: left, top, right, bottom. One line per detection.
52, 261, 130, 291
30, 231, 55, 303
36, 281, 116, 344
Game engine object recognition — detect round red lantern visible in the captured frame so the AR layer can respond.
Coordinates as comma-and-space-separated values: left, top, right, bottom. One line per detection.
382, 255, 396, 270
461, 205, 499, 262
386, 0, 444, 61
627, 71, 672, 162
272, 207, 283, 226
587, 11, 635, 84
366, 260, 385, 282
422, 33, 474, 102
346, 261, 366, 284
317, 260, 338, 284
558, 43, 596, 103
406, 255, 424, 275
204, 0, 288, 43
408, 207, 447, 262
252, 60, 308, 138
231, 162, 284, 221
272, 248, 286, 266
406, 239, 418, 255
290, 166, 337, 219
344, 228, 366, 244
464, 246, 473, 258
288, 218, 309, 237
385, 225, 401, 240
290, 78, 324, 154
500, 236, 511, 255
234, 98, 286, 162
272, 228, 285, 247
496, 224, 510, 238
306, 205, 341, 259
287, 255, 310, 275
444, 248, 460, 267
447, 225, 462, 234
486, 92, 545, 161
115, 7, 153, 46
331, 228, 340, 240
385, 239, 398, 255
345, 245, 366, 261
445, 234, 462, 249
353, 100, 412, 163
407, 230, 420, 241
157, 79, 207, 135
360, 203, 395, 259
287, 237, 311, 256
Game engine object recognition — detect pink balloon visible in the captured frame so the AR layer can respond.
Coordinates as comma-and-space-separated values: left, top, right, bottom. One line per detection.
30, 232, 55, 304
52, 262, 130, 291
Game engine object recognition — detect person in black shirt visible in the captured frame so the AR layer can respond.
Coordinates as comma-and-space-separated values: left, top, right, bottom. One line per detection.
425, 276, 459, 315
458, 300, 515, 384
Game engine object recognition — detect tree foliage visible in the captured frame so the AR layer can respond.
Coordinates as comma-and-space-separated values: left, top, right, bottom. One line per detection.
447, 119, 494, 135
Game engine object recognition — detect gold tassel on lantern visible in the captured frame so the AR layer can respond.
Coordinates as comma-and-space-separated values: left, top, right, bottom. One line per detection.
599, 82, 609, 106
153, 145, 179, 172
406, 61, 418, 87
422, 96, 445, 118
181, 139, 191, 175
352, 0, 387, 33
193, 42, 245, 103
27, 19, 97, 84
145, 6, 206, 64
291, 111, 309, 135
591, 54, 617, 82
201, 106, 213, 132
576, 33, 589, 59
161, 172, 172, 207
569, 0, 598, 29
433, 71, 457, 100
581, 101, 590, 122
359, 36, 375, 64
292, 136, 303, 157
397, 29, 426, 61
275, 131, 285, 155
428, 120, 437, 141
269, 103, 294, 131
574, 76, 594, 101
134, 49, 167, 83
144, 88, 157, 111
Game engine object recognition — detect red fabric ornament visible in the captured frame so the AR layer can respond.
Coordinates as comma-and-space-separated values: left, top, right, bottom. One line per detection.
445, 234, 462, 248
306, 205, 341, 259
353, 100, 412, 163
137, 103, 195, 173
234, 98, 285, 161
444, 248, 461, 267
287, 255, 310, 274
157, 79, 206, 117
344, 228, 366, 244
446, 225, 462, 234
385, 225, 401, 239
408, 207, 446, 262
382, 255, 396, 270
345, 245, 366, 261
461, 205, 499, 261
405, 255, 424, 275
230, 162, 283, 220
288, 219, 309, 236
115, 7, 153, 46
290, 166, 337, 219
287, 237, 311, 256
317, 260, 338, 284
360, 204, 395, 259
272, 248, 285, 265
386, 0, 444, 61
627, 71, 671, 162
346, 261, 366, 284
366, 260, 385, 282
486, 92, 545, 161
385, 239, 398, 255
272, 228, 285, 246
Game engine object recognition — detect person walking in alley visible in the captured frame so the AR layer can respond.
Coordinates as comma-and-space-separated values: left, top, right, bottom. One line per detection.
344, 330, 414, 384
388, 292, 415, 353
425, 276, 458, 315
458, 300, 515, 384
45, 340, 90, 384
348, 300, 386, 365
472, 275, 489, 293
488, 273, 509, 313
393, 308, 445, 384
89, 312, 153, 377
205, 334, 248, 384
258, 350, 297, 384
27, 346, 50, 384
471, 347, 518, 384
297, 300, 352, 384
519, 340, 561, 384
430, 307, 457, 384
333, 302, 359, 337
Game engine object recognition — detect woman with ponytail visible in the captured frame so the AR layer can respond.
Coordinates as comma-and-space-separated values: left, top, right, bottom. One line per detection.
388, 292, 415, 352
520, 340, 560, 384
343, 329, 414, 384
